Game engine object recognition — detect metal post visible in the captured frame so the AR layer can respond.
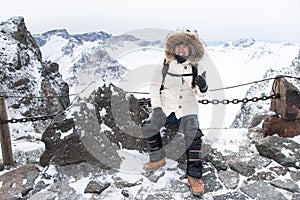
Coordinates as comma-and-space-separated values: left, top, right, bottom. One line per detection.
0, 96, 14, 166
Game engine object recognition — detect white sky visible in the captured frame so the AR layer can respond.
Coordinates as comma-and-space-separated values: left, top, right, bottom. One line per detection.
1, 0, 300, 42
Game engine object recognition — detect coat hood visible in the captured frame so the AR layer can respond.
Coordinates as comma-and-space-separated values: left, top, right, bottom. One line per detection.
164, 31, 205, 64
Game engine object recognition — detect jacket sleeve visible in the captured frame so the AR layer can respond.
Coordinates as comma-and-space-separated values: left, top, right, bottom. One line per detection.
149, 63, 163, 109
194, 52, 212, 97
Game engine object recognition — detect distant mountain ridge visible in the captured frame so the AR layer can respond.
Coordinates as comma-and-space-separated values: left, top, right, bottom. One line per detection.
33, 29, 135, 87
34, 29, 112, 47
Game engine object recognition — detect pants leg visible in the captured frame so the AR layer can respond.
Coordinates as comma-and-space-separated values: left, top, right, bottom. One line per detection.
180, 115, 203, 178
142, 113, 166, 162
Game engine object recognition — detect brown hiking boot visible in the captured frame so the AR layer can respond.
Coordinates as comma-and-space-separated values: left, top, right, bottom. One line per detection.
187, 176, 204, 196
143, 158, 166, 172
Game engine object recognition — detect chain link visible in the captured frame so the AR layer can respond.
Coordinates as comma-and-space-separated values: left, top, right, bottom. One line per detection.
0, 114, 56, 124
198, 93, 280, 104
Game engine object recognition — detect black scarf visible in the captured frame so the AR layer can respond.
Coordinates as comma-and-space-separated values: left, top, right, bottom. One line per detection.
175, 54, 188, 64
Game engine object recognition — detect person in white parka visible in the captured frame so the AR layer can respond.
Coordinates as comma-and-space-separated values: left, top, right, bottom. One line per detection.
142, 30, 210, 196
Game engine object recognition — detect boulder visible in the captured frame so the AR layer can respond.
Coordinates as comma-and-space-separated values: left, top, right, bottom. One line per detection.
40, 83, 188, 169
0, 164, 40, 199
263, 77, 300, 137
262, 115, 300, 137
255, 135, 300, 169
270, 76, 300, 120
240, 181, 288, 200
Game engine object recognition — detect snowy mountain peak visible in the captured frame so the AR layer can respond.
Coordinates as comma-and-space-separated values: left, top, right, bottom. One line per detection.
33, 29, 70, 47
0, 16, 24, 33
0, 16, 41, 59
73, 31, 112, 42
225, 37, 256, 48
33, 29, 112, 47
41, 29, 69, 38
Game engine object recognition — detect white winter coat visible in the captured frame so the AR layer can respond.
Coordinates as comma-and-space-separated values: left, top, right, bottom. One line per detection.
150, 57, 209, 118
149, 30, 212, 118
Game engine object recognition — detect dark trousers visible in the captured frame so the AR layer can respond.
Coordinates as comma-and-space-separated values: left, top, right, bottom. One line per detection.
142, 112, 203, 178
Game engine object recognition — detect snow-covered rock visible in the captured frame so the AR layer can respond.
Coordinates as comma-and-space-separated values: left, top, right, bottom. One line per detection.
0, 16, 69, 135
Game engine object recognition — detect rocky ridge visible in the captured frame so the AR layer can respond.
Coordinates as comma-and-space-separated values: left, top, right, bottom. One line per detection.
0, 16, 70, 134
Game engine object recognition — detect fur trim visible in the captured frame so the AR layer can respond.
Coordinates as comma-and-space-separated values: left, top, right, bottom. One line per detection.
165, 31, 205, 64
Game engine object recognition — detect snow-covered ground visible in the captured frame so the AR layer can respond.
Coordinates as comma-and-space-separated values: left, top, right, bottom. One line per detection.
2, 127, 300, 199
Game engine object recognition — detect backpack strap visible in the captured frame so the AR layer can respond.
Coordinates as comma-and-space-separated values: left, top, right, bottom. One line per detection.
159, 60, 199, 93
191, 63, 198, 88
160, 59, 169, 94
167, 72, 194, 77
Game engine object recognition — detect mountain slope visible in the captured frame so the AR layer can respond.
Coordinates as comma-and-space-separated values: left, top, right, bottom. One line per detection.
231, 52, 300, 128
33, 30, 140, 89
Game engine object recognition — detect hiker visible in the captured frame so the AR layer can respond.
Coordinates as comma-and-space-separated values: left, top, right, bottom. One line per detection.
142, 30, 210, 196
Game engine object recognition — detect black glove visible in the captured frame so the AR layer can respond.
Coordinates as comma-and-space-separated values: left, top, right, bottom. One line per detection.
195, 75, 208, 93
152, 107, 167, 127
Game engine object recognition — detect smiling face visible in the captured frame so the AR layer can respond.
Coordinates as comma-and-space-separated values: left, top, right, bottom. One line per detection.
174, 43, 190, 57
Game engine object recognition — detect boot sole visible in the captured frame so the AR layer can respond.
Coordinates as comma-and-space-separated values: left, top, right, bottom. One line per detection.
143, 161, 166, 172
192, 191, 204, 197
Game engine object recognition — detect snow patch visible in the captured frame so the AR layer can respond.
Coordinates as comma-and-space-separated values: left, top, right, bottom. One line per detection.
69, 176, 91, 195
100, 123, 112, 132
203, 128, 249, 154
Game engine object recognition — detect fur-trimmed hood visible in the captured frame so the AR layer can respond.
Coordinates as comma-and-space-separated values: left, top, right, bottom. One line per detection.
164, 31, 205, 64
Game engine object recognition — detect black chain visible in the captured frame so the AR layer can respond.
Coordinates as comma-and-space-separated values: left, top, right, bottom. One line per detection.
0, 114, 56, 124
0, 82, 97, 124
138, 93, 280, 106
198, 93, 280, 104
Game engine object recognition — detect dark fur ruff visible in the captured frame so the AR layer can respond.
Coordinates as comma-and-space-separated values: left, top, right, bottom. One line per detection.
165, 31, 205, 65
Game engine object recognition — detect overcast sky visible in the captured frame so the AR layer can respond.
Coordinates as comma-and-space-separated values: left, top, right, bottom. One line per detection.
1, 0, 300, 42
